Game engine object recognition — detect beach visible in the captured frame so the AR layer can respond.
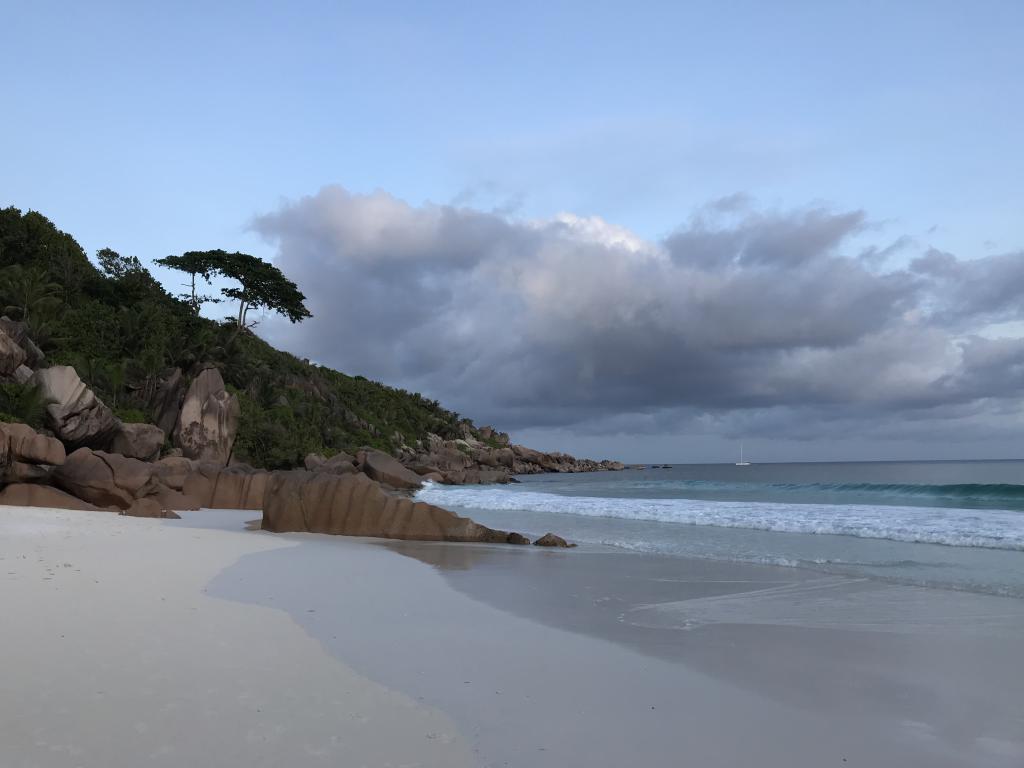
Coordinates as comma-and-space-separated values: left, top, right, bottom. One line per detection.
0, 507, 473, 768
4, 505, 1024, 767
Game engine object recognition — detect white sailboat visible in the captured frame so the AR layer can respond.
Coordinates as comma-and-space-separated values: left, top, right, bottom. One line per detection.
735, 442, 751, 466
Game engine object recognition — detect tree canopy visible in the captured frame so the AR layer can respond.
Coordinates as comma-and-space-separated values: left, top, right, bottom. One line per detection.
156, 249, 312, 335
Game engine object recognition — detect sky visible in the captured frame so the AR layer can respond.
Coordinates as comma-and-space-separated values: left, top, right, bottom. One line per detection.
2, 0, 1023, 462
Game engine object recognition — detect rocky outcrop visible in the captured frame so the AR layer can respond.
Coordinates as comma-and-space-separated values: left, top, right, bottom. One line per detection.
0, 327, 27, 376
510, 445, 624, 475
400, 431, 624, 485
172, 367, 240, 465
262, 470, 528, 544
149, 367, 186, 436
440, 468, 511, 485
358, 448, 423, 490
108, 422, 165, 462
305, 451, 358, 475
153, 456, 195, 490
1, 421, 65, 466
477, 425, 510, 446
32, 366, 118, 449
0, 317, 45, 369
0, 483, 100, 511
534, 532, 576, 548
179, 462, 268, 510
51, 448, 159, 509
123, 497, 180, 519
0, 421, 65, 486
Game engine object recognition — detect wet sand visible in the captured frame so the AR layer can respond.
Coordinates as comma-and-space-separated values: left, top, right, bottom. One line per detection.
197, 512, 1024, 767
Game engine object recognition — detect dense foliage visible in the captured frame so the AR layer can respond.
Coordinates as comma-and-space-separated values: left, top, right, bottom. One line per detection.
0, 207, 482, 467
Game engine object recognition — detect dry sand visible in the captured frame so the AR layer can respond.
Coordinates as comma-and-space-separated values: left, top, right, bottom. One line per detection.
0, 506, 474, 768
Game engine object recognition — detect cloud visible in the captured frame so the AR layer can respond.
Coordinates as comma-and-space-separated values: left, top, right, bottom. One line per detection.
910, 247, 1024, 326
250, 185, 1024, 448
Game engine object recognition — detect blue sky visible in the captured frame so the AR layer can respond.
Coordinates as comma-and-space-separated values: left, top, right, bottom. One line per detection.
3, 1, 1024, 460
5, 1, 1021, 259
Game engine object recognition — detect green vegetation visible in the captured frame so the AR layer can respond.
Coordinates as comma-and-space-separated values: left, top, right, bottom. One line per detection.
0, 206, 486, 467
0, 381, 50, 429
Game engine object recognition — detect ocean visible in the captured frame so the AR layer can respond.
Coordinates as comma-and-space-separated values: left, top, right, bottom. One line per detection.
416, 460, 1024, 597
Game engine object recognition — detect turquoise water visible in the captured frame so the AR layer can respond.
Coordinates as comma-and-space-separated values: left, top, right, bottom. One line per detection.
417, 461, 1024, 597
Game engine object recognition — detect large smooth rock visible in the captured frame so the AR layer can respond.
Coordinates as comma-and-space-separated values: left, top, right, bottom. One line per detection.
51, 448, 157, 509
10, 364, 33, 384
123, 497, 180, 519
32, 366, 118, 448
149, 367, 185, 436
262, 470, 527, 544
0, 421, 65, 466
148, 485, 199, 513
0, 483, 101, 511
173, 367, 240, 465
0, 328, 27, 376
315, 451, 358, 475
3, 461, 49, 483
534, 532, 576, 548
0, 317, 44, 369
358, 448, 423, 489
153, 456, 197, 491
180, 464, 267, 510
209, 468, 268, 510
108, 422, 165, 462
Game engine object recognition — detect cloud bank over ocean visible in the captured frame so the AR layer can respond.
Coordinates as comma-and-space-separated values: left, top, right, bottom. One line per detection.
252, 185, 1024, 452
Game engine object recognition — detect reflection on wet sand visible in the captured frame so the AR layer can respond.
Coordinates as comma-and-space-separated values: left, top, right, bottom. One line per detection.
379, 540, 1024, 740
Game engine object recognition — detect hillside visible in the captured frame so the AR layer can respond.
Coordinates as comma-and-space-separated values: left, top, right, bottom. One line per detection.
0, 207, 506, 469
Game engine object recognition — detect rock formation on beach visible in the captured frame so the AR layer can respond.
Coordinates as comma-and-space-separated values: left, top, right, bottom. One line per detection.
534, 532, 576, 548
262, 470, 530, 543
393, 429, 625, 486
33, 365, 119, 449
172, 367, 240, 465
0, 418, 550, 544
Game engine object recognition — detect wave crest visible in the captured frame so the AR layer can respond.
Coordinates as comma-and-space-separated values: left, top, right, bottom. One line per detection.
415, 486, 1024, 551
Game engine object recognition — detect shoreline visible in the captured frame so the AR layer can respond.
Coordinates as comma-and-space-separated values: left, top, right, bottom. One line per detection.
199, 511, 1024, 767
4, 505, 1024, 767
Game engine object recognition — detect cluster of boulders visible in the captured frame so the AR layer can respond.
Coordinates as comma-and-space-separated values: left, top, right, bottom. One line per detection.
391, 430, 625, 486
0, 423, 570, 545
0, 424, 175, 517
0, 320, 588, 546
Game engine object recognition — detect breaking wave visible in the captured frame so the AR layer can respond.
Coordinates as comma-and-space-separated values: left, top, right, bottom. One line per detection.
416, 484, 1024, 551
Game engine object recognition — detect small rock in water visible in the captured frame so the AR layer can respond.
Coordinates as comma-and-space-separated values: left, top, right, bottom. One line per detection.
533, 532, 575, 548
506, 532, 531, 545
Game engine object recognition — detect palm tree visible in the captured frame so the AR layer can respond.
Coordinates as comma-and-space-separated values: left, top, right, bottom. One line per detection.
0, 265, 62, 324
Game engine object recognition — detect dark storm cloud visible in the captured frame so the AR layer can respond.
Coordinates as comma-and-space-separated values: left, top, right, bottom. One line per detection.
250, 185, 1024, 441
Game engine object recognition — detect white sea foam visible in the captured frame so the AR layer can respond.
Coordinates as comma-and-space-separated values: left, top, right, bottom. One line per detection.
416, 485, 1024, 551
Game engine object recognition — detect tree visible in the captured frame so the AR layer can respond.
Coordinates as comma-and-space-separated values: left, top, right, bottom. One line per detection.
0, 264, 62, 324
218, 251, 312, 334
157, 249, 311, 342
96, 248, 145, 280
154, 251, 224, 313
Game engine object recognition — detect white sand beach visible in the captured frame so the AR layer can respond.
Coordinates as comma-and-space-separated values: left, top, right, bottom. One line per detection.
4, 505, 1024, 768
0, 507, 473, 768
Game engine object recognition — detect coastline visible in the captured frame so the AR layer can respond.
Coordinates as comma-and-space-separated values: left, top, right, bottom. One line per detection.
5, 505, 1024, 767
203, 513, 1024, 767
